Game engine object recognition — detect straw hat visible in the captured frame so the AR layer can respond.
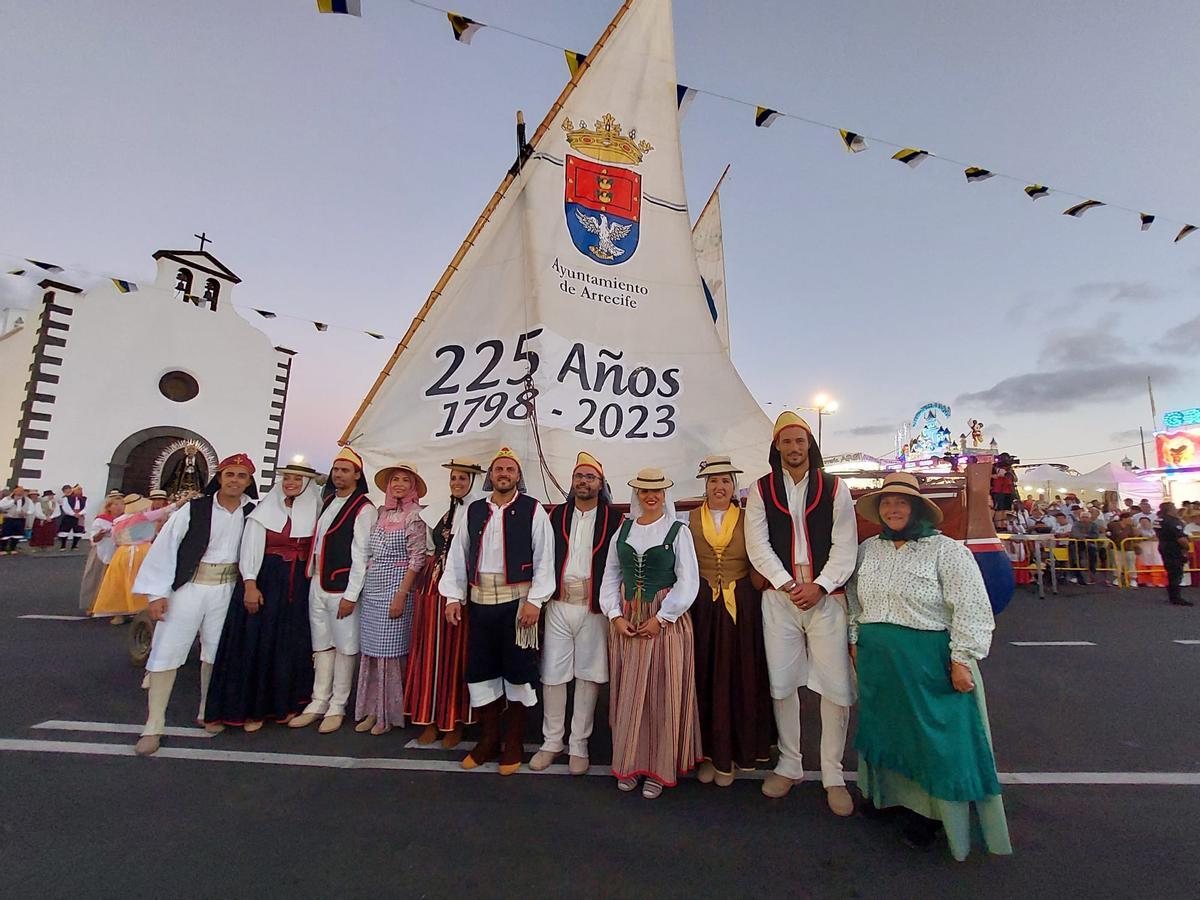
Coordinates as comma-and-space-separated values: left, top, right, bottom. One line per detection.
276, 463, 319, 480
441, 457, 484, 475
122, 493, 143, 505
855, 472, 943, 525
123, 494, 152, 515
374, 461, 428, 498
628, 467, 673, 490
696, 454, 743, 479
148, 489, 169, 500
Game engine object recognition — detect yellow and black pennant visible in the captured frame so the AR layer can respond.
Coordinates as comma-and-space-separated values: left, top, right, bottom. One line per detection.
1024, 184, 1050, 200
1140, 213, 1155, 232
755, 106, 781, 128
892, 148, 929, 168
314, 322, 329, 332
564, 50, 588, 77
448, 13, 483, 44
1063, 199, 1104, 217
964, 167, 994, 183
1175, 224, 1197, 243
839, 130, 867, 153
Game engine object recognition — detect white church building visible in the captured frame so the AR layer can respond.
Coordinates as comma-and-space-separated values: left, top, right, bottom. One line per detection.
0, 245, 295, 509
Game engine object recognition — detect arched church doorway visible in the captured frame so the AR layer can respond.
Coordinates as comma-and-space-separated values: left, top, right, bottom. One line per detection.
107, 427, 219, 496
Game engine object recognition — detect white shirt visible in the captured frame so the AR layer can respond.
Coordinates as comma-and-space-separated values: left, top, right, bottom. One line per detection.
133, 496, 252, 601
1, 496, 35, 518
438, 495, 556, 607
598, 514, 700, 624
91, 517, 117, 564
846, 534, 995, 664
308, 493, 378, 603
563, 505, 598, 582
744, 469, 858, 594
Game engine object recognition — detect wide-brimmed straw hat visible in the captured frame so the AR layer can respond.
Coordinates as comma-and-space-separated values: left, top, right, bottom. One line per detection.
148, 489, 169, 500
441, 457, 484, 475
696, 454, 743, 479
374, 462, 428, 498
276, 463, 320, 480
855, 472, 943, 525
628, 467, 673, 491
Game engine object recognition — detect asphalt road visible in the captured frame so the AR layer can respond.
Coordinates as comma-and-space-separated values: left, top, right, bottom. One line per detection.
1, 550, 1198, 898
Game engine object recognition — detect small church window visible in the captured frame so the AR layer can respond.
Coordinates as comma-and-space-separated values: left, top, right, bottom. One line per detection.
159, 370, 200, 403
202, 278, 220, 311
175, 267, 194, 299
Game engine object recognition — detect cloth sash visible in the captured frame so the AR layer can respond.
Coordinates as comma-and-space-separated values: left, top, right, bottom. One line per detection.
192, 562, 239, 587
700, 504, 740, 623
471, 573, 538, 651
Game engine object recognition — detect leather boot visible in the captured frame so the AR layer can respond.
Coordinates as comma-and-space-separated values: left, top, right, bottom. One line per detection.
499, 702, 527, 775
461, 699, 502, 770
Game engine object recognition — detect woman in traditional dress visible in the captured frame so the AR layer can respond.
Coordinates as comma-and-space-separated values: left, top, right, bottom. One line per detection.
91, 494, 179, 621
354, 462, 428, 736
847, 472, 1012, 860
688, 455, 772, 787
79, 494, 126, 616
600, 467, 702, 799
404, 458, 485, 747
29, 490, 59, 550
203, 464, 321, 732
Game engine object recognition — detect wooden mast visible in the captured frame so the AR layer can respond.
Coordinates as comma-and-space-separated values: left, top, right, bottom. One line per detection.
340, 0, 637, 444
690, 163, 730, 234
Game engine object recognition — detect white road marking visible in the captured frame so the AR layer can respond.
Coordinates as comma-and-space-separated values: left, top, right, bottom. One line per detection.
1173, 640, 1200, 645
403, 738, 540, 753
17, 615, 91, 621
32, 720, 215, 739
1010, 641, 1097, 647
3, 738, 1200, 786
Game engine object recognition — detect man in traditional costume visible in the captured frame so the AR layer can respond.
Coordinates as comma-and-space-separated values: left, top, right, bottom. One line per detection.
404, 458, 486, 747
289, 447, 377, 734
132, 454, 258, 756
530, 451, 623, 775
57, 485, 87, 550
0, 486, 35, 554
745, 411, 859, 815
439, 447, 555, 775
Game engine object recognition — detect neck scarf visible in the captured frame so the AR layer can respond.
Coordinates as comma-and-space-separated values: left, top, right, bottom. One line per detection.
700, 503, 741, 622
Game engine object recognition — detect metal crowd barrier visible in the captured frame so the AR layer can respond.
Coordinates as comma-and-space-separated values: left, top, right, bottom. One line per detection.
999, 534, 1120, 596
1119, 536, 1200, 589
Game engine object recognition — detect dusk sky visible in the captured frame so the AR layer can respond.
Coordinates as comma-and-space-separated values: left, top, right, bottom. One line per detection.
4, 0, 1198, 473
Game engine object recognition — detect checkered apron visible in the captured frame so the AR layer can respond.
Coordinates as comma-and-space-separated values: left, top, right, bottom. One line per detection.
359, 523, 416, 658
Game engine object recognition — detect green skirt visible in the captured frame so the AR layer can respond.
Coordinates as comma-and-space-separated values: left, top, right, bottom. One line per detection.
856, 623, 1012, 860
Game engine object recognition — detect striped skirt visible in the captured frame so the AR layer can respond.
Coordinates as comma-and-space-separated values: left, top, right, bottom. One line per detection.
608, 590, 703, 787
403, 566, 476, 729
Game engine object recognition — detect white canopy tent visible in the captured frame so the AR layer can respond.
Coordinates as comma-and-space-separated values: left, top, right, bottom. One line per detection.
1018, 462, 1162, 506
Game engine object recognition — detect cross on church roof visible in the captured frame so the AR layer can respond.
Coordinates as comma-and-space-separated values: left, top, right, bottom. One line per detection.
194, 232, 211, 252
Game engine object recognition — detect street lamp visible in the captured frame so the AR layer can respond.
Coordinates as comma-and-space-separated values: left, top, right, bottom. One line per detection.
799, 394, 839, 444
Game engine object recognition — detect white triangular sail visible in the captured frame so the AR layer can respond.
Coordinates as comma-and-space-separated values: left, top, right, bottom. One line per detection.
692, 164, 731, 355
343, 0, 771, 502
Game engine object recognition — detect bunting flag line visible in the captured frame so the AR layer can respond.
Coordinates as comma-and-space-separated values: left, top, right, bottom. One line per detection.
676, 84, 697, 119
1024, 184, 1050, 200
754, 106, 780, 128
317, 0, 361, 15
1140, 213, 1155, 231
564, 49, 587, 77
111, 279, 138, 293
255, 309, 278, 319
25, 258, 62, 272
964, 167, 994, 183
1175, 224, 1196, 243
447, 12, 482, 43
314, 322, 329, 332
892, 148, 930, 168
1063, 199, 1105, 217
839, 129, 867, 153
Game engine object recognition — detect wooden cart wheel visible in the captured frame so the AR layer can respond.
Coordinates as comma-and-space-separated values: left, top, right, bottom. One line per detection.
128, 610, 155, 667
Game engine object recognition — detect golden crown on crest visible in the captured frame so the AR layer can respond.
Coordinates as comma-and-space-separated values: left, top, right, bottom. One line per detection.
561, 113, 654, 165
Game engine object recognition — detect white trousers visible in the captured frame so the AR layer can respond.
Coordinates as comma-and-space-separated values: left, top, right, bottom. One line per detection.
309, 583, 360, 655
468, 679, 538, 709
302, 649, 358, 717
540, 600, 609, 685
539, 679, 600, 757
761, 590, 856, 706
146, 581, 236, 672
772, 691, 849, 786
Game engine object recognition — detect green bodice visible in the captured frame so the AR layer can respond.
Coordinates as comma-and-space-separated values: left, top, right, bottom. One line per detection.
616, 518, 683, 602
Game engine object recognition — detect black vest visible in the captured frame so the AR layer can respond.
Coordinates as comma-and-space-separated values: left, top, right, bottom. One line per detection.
317, 491, 373, 593
549, 496, 623, 612
756, 467, 839, 591
173, 496, 254, 591
466, 493, 539, 585
432, 499, 465, 568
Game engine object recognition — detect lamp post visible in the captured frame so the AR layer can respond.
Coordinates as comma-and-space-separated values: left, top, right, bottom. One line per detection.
798, 394, 839, 444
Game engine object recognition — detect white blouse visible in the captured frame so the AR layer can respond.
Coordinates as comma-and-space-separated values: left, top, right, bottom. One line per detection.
598, 514, 700, 624
846, 534, 994, 664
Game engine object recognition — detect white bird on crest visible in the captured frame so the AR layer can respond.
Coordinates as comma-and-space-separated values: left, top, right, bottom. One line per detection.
574, 209, 633, 259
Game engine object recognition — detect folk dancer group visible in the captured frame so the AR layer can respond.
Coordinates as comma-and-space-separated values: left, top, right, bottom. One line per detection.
125, 412, 1010, 859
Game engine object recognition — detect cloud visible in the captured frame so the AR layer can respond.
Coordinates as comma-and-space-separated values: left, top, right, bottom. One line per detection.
1038, 322, 1131, 366
957, 362, 1180, 414
1072, 280, 1169, 304
1154, 313, 1200, 354
842, 424, 896, 437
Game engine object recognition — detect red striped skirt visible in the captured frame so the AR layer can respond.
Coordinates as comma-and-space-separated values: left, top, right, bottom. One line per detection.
608, 590, 703, 787
403, 566, 475, 729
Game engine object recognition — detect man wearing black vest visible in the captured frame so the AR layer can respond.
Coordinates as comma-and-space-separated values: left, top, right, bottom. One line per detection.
290, 447, 378, 734
439, 447, 555, 775
132, 453, 258, 756
745, 412, 858, 815
530, 451, 622, 775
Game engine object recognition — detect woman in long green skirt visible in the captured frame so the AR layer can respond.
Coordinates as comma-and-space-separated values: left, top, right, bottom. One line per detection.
847, 472, 1012, 861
